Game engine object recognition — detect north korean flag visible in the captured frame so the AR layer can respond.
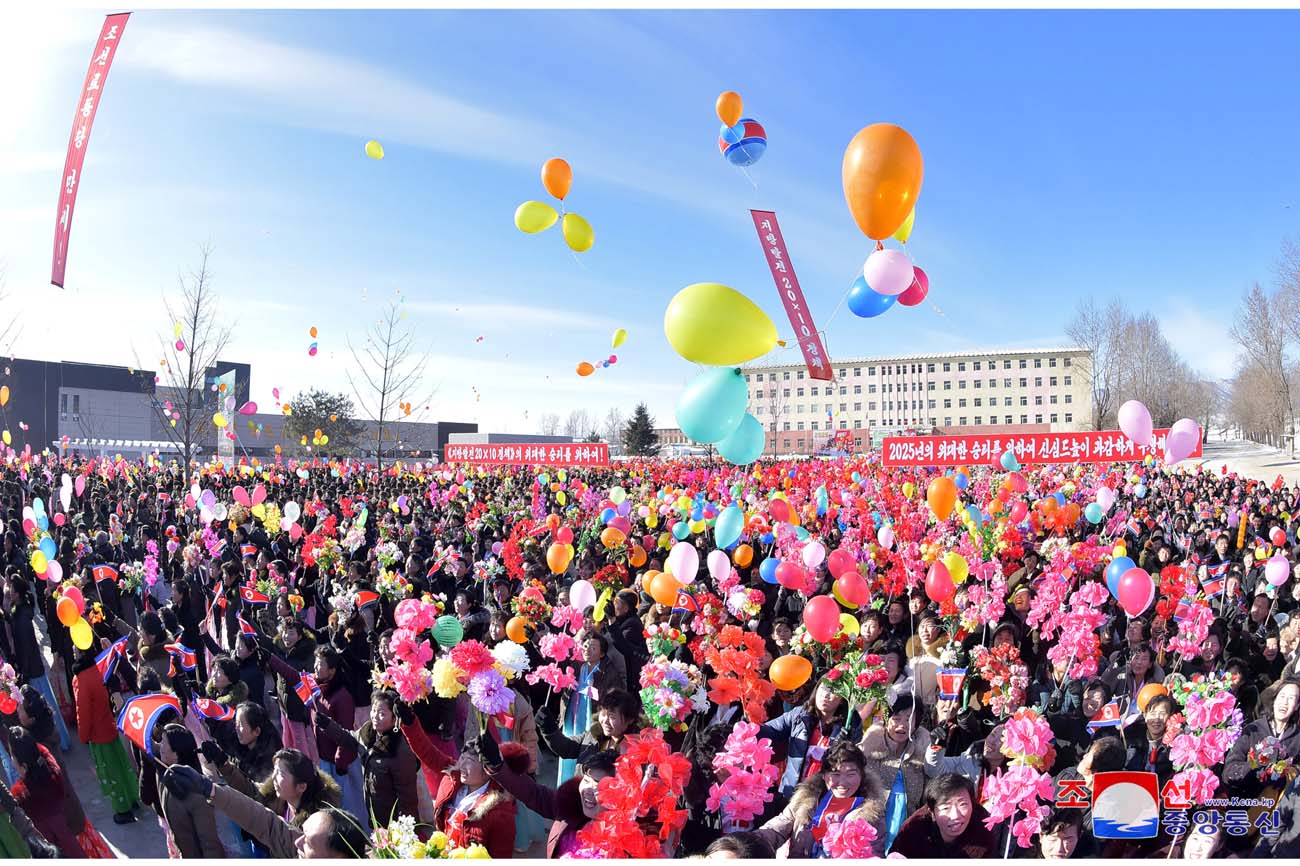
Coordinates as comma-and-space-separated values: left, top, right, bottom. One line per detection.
117, 694, 182, 755
237, 614, 258, 637
91, 564, 120, 584
1202, 561, 1229, 599
95, 636, 129, 684
295, 673, 321, 708
355, 590, 380, 611
240, 544, 258, 559
240, 586, 270, 606
937, 668, 968, 701
164, 643, 198, 672
191, 697, 236, 722
1086, 700, 1124, 734
672, 589, 699, 614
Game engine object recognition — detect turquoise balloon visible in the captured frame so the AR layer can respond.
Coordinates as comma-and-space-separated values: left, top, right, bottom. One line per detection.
672, 521, 690, 541
794, 526, 811, 541
966, 504, 983, 527
1084, 502, 1103, 524
676, 367, 747, 444
39, 536, 57, 560
715, 505, 744, 548
717, 413, 765, 465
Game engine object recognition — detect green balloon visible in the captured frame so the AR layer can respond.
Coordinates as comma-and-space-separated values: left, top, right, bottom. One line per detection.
433, 615, 463, 647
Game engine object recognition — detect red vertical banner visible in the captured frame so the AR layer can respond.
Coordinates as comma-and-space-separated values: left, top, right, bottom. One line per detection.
750, 210, 832, 380
51, 13, 130, 288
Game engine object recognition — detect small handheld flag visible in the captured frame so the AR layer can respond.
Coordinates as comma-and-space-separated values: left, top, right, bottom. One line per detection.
1086, 700, 1124, 734
295, 672, 321, 708
91, 564, 120, 584
191, 697, 236, 722
117, 693, 182, 755
95, 635, 129, 684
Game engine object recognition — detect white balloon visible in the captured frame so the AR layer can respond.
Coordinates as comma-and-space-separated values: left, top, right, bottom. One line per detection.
213, 502, 228, 520
667, 542, 700, 585
878, 525, 895, 549
707, 550, 732, 584
60, 486, 72, 512
569, 579, 597, 611
284, 501, 302, 522
802, 541, 827, 570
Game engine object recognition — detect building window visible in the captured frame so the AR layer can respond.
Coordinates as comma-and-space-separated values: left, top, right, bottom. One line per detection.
1065, 394, 1072, 404
783, 371, 791, 380
943, 362, 951, 372
783, 438, 792, 448
1005, 415, 1013, 424
783, 422, 791, 431
1033, 377, 1042, 387
944, 416, 952, 425
1003, 397, 1012, 406
959, 416, 968, 425
797, 371, 805, 379
974, 417, 982, 425
1020, 396, 1028, 406
927, 382, 935, 391
943, 399, 952, 409
1064, 376, 1072, 386
839, 387, 847, 395
1034, 358, 1042, 368
854, 385, 862, 394
1064, 357, 1072, 366
854, 367, 862, 376
1002, 360, 1010, 370
1049, 358, 1057, 368
959, 398, 967, 408
1020, 414, 1028, 424
797, 421, 805, 430
1019, 377, 1028, 388
783, 388, 790, 397
973, 361, 982, 371
869, 385, 877, 394
928, 399, 936, 409
1019, 359, 1027, 369
838, 368, 847, 378
797, 388, 805, 397
755, 389, 764, 399
959, 381, 966, 390
1004, 378, 1012, 388
944, 381, 952, 391
1035, 396, 1043, 406
812, 421, 820, 431
840, 403, 847, 412
1050, 376, 1057, 386
797, 404, 805, 413
926, 363, 935, 373
1065, 413, 1073, 422
974, 398, 982, 407
1050, 395, 1058, 404
73, 395, 80, 414
869, 401, 877, 411
60, 394, 68, 413
744, 374, 750, 382
1035, 414, 1043, 423
839, 420, 848, 429
884, 366, 892, 375
756, 406, 765, 415
1051, 413, 1059, 423
855, 402, 863, 411
867, 366, 876, 376
958, 362, 966, 372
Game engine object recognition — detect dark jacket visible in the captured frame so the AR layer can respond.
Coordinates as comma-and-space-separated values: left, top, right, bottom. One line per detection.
608, 611, 649, 691
890, 802, 998, 859
319, 717, 420, 825
759, 706, 864, 797
1224, 717, 1300, 798
8, 602, 45, 681
486, 760, 588, 858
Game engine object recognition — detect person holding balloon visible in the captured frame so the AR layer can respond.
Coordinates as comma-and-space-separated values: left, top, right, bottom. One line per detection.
3, 575, 72, 752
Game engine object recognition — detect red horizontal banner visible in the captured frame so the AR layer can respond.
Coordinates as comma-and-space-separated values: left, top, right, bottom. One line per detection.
880, 429, 1201, 467
444, 442, 610, 466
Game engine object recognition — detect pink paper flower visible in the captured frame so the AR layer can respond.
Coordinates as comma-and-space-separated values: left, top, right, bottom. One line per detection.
823, 818, 879, 858
540, 632, 579, 663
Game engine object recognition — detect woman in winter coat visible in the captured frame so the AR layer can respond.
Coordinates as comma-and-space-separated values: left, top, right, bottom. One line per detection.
13, 685, 89, 842
157, 724, 226, 858
253, 748, 342, 831
72, 647, 141, 823
8, 728, 114, 857
1224, 677, 1300, 798
756, 741, 887, 857
261, 620, 319, 762
759, 675, 866, 798
315, 689, 420, 825
859, 695, 932, 822
890, 773, 997, 859
401, 715, 520, 858
199, 701, 284, 857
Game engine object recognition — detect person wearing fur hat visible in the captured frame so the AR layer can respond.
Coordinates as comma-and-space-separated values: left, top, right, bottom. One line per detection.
755, 740, 887, 857
401, 709, 522, 858
314, 689, 420, 826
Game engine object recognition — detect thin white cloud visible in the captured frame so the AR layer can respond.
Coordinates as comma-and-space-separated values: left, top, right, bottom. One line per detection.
1158, 301, 1237, 380
403, 300, 621, 332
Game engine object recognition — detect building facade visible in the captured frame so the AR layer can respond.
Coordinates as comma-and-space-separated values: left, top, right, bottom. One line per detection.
742, 347, 1094, 455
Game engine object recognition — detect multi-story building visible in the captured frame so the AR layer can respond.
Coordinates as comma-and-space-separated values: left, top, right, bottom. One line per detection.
742, 347, 1093, 455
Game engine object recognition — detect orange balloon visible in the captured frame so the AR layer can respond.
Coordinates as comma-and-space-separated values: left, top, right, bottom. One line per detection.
546, 514, 561, 530
546, 542, 571, 575
734, 543, 754, 568
716, 90, 743, 127
628, 544, 647, 567
541, 158, 572, 201
769, 654, 813, 691
926, 476, 957, 521
600, 527, 626, 549
1137, 683, 1169, 713
57, 596, 79, 628
577, 362, 595, 377
506, 616, 530, 644
649, 571, 682, 607
1041, 497, 1059, 516
841, 123, 925, 240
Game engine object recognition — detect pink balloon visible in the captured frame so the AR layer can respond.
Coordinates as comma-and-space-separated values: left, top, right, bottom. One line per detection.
555, 526, 574, 545
877, 525, 895, 549
1118, 400, 1154, 447
53, 513, 66, 527
769, 499, 791, 523
609, 516, 632, 536
776, 561, 806, 590
707, 550, 732, 583
863, 248, 915, 296
74, 475, 86, 497
802, 541, 827, 570
238, 401, 259, 415
836, 571, 870, 606
925, 562, 955, 603
803, 595, 841, 643
1266, 555, 1289, 587
252, 484, 267, 506
62, 585, 85, 615
827, 548, 856, 579
897, 266, 929, 307
232, 485, 252, 507
1117, 567, 1154, 616
1096, 486, 1116, 512
289, 523, 303, 541
1009, 500, 1028, 523
45, 559, 63, 583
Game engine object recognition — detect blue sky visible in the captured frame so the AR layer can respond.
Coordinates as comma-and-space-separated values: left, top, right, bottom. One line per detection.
2, 9, 1298, 434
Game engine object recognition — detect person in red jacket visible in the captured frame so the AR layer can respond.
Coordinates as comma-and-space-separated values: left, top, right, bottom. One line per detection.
401, 706, 521, 858
72, 648, 140, 824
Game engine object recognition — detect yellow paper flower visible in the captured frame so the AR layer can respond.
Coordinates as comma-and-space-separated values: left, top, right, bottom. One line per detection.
431, 658, 466, 699
467, 844, 489, 859
429, 832, 449, 849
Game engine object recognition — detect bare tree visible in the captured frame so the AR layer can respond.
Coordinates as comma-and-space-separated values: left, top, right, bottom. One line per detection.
537, 412, 561, 436
1230, 283, 1294, 454
601, 408, 626, 446
562, 409, 593, 440
347, 294, 436, 471
137, 247, 233, 483
1065, 297, 1124, 430
765, 376, 788, 455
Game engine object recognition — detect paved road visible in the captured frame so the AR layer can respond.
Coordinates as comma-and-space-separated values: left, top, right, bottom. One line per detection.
1194, 438, 1300, 485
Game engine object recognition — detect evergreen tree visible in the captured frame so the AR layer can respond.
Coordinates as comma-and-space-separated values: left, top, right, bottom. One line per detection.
622, 403, 660, 456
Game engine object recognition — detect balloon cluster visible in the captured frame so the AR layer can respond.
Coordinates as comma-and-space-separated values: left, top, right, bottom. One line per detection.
308, 325, 319, 357
665, 283, 776, 465
1118, 400, 1202, 465
514, 158, 594, 253
841, 124, 930, 320
715, 91, 766, 169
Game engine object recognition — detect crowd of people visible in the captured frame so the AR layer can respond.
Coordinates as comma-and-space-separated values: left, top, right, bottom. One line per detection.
0, 446, 1299, 859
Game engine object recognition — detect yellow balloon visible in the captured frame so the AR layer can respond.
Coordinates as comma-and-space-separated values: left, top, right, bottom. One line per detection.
646, 512, 659, 528
942, 552, 969, 584
832, 583, 858, 610
173, 321, 183, 338
892, 208, 916, 243
562, 213, 594, 252
0, 385, 8, 406
213, 412, 228, 428
839, 613, 860, 637
364, 139, 384, 159
1, 430, 9, 446
514, 200, 559, 234
902, 482, 915, 499
320, 434, 329, 445
689, 519, 706, 534
593, 588, 613, 623
612, 328, 628, 349
251, 503, 266, 520
664, 283, 778, 365
30, 551, 47, 573
70, 617, 94, 650
557, 490, 567, 506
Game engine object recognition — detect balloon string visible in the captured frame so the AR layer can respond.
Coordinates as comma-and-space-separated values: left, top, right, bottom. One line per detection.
821, 262, 869, 331
570, 251, 586, 270
739, 164, 758, 192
